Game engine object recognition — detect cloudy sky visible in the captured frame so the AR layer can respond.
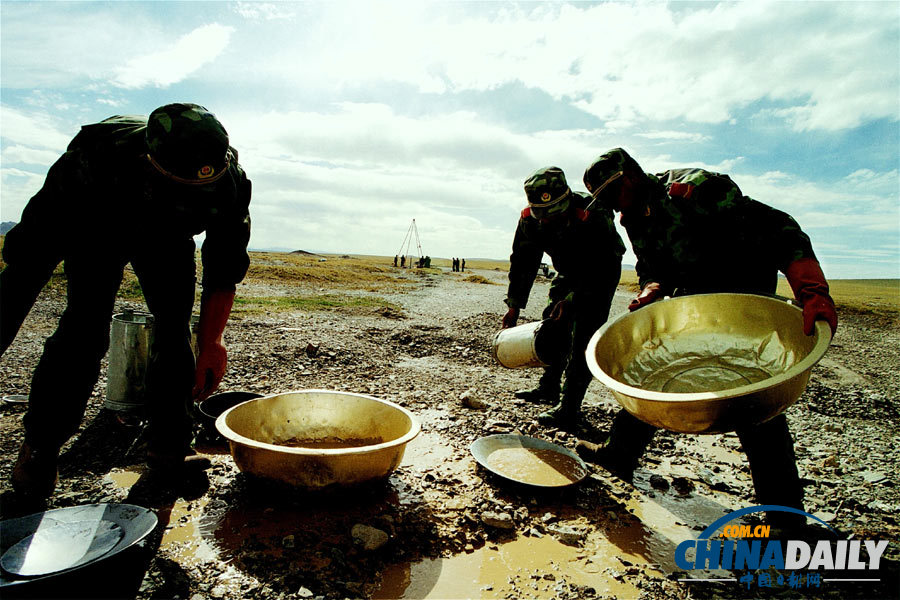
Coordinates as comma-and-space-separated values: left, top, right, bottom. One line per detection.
1, 1, 898, 278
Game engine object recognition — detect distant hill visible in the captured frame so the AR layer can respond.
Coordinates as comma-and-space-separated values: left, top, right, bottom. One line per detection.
0, 222, 16, 235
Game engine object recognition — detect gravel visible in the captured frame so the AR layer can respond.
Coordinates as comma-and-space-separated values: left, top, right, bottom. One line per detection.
1, 262, 897, 599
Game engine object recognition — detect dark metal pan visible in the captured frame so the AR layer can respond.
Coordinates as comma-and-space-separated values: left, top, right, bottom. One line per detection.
0, 503, 157, 588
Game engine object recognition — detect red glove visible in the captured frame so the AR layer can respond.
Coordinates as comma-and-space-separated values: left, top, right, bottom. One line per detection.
192, 289, 235, 401
501, 307, 520, 329
785, 258, 837, 337
628, 282, 663, 311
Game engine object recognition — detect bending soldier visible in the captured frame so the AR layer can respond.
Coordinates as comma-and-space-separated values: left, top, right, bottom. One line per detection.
0, 103, 252, 500
579, 147, 837, 530
502, 167, 624, 430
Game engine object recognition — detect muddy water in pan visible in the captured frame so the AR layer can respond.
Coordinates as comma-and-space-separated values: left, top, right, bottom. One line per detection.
486, 447, 584, 486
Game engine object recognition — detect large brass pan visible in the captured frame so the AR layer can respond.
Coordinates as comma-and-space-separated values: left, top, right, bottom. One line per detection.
586, 293, 831, 434
216, 390, 420, 489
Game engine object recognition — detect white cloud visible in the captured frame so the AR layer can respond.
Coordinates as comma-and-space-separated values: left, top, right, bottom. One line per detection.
234, 2, 297, 21
635, 131, 709, 143
0, 107, 73, 150
0, 2, 896, 276
1, 145, 62, 167
112, 24, 234, 88
260, 1, 897, 132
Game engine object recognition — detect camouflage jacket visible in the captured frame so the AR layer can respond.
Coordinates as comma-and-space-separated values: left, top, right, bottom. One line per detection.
51, 115, 251, 291
505, 192, 625, 309
624, 168, 816, 296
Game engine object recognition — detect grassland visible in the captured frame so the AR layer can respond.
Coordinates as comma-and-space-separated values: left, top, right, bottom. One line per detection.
0, 236, 895, 320
618, 267, 898, 318
233, 293, 401, 314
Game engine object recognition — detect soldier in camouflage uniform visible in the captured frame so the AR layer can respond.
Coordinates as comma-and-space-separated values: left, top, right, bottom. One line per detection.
502, 167, 625, 430
579, 147, 837, 529
0, 103, 252, 500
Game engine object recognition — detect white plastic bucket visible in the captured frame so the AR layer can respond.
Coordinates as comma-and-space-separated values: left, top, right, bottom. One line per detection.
491, 319, 568, 369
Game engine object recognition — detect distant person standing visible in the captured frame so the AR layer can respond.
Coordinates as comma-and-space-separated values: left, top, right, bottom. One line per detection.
579, 147, 837, 529
0, 103, 252, 501
501, 167, 624, 430
401, 255, 406, 268
393, 255, 398, 267
461, 258, 466, 272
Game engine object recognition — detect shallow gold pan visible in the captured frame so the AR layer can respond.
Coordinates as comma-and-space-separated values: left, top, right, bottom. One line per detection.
470, 434, 589, 488
586, 293, 832, 434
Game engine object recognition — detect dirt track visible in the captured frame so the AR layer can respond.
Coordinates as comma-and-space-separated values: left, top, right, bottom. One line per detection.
0, 260, 898, 599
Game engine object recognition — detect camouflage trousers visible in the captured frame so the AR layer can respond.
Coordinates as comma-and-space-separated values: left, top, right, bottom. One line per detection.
537, 266, 621, 408
604, 410, 805, 525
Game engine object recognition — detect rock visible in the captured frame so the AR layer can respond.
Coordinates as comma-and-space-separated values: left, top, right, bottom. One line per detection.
859, 470, 888, 484
460, 389, 488, 409
351, 524, 389, 551
649, 474, 670, 491
547, 524, 586, 546
297, 587, 314, 598
305, 343, 319, 357
481, 511, 516, 530
486, 420, 514, 433
672, 477, 695, 495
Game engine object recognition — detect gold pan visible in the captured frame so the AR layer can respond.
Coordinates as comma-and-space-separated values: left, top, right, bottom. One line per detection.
216, 390, 420, 489
470, 434, 589, 488
586, 293, 831, 434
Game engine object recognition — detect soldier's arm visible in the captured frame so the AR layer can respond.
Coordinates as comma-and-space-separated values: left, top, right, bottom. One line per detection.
505, 216, 543, 310
749, 199, 835, 335
193, 164, 252, 400
200, 165, 252, 293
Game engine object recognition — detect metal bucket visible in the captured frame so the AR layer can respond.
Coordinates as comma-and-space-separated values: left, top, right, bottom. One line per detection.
104, 310, 155, 413
104, 311, 198, 413
491, 319, 568, 369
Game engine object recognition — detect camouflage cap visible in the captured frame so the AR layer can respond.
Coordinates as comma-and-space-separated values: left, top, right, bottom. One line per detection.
146, 103, 230, 185
582, 148, 644, 205
523, 166, 571, 208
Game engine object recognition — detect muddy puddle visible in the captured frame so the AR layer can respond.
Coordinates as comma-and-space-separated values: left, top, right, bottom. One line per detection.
373, 534, 644, 599
103, 428, 742, 598
372, 468, 739, 598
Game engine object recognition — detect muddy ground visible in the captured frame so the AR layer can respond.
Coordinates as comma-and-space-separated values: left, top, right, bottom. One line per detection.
1, 257, 898, 600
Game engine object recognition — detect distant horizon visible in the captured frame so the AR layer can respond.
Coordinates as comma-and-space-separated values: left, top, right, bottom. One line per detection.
248, 247, 900, 281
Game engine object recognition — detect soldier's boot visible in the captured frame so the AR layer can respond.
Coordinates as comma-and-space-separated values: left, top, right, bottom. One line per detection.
513, 385, 560, 405
575, 439, 636, 484
517, 365, 563, 405
11, 442, 59, 500
575, 411, 656, 484
536, 393, 581, 431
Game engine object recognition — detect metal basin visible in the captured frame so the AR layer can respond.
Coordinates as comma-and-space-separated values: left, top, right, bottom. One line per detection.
197, 391, 263, 442
586, 293, 832, 434
216, 390, 420, 489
